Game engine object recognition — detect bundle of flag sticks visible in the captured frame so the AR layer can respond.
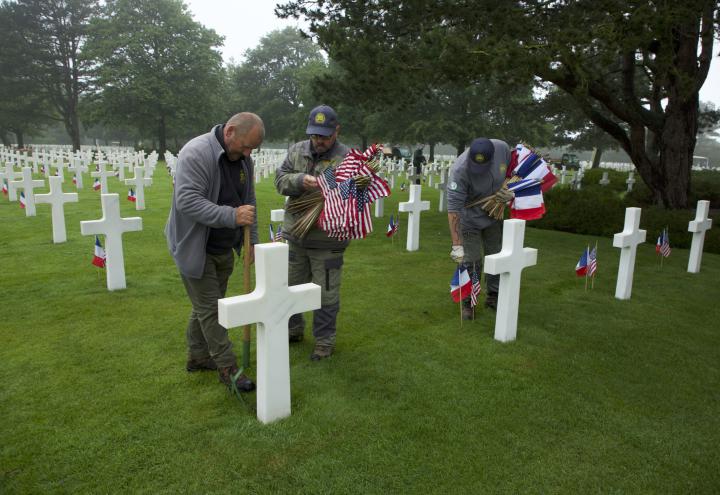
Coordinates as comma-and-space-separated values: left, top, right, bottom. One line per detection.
286, 144, 390, 240
466, 143, 557, 220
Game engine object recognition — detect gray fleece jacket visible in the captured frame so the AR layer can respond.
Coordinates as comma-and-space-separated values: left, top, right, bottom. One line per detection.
165, 125, 258, 279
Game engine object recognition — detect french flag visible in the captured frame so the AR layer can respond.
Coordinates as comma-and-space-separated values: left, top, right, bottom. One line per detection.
450, 266, 472, 303
72, 175, 77, 185
269, 223, 275, 242
386, 214, 398, 237
127, 188, 136, 202
575, 248, 588, 276
92, 236, 106, 268
19, 191, 26, 209
93, 178, 101, 191
2, 181, 7, 196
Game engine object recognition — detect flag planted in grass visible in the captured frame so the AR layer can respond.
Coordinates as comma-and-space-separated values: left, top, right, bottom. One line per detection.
274, 224, 284, 242
269, 223, 275, 242
19, 192, 26, 209
93, 178, 101, 191
656, 228, 671, 257
2, 180, 7, 195
587, 246, 598, 277
470, 270, 482, 307
127, 188, 136, 202
575, 247, 588, 276
386, 214, 398, 237
450, 266, 472, 303
92, 235, 106, 268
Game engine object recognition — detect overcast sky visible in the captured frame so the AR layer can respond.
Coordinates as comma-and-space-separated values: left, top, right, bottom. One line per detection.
184, 0, 720, 107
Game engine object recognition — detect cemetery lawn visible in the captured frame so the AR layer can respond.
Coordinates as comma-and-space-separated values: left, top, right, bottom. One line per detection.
1, 166, 718, 494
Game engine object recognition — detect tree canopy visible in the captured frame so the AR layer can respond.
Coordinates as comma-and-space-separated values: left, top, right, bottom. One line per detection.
278, 0, 719, 207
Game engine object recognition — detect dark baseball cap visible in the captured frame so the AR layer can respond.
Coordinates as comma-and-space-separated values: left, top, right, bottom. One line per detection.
306, 105, 339, 136
468, 138, 494, 169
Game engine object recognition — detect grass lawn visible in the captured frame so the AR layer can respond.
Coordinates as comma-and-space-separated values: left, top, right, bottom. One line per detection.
1, 164, 718, 493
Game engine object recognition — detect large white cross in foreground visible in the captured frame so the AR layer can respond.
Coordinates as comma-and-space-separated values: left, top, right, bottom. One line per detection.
484, 219, 537, 343
398, 184, 430, 251
80, 194, 142, 291
35, 175, 78, 243
613, 207, 646, 300
10, 167, 45, 216
218, 243, 321, 424
124, 166, 152, 210
687, 200, 712, 274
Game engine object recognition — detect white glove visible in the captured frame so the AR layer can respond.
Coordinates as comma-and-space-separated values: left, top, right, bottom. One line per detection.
450, 245, 465, 263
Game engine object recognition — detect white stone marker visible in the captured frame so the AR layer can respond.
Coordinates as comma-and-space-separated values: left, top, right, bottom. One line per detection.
599, 172, 610, 186
218, 243, 321, 424
436, 169, 448, 213
626, 171, 635, 192
10, 167, 45, 216
560, 165, 567, 185
374, 196, 384, 218
124, 166, 152, 210
398, 184, 430, 251
612, 207, 646, 300
35, 175, 79, 243
91, 161, 113, 194
687, 200, 712, 274
80, 194, 142, 291
68, 157, 88, 189
4, 163, 21, 201
484, 219, 538, 343
270, 209, 285, 222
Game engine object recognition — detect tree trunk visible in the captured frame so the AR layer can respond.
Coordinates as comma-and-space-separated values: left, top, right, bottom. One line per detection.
158, 115, 167, 160
455, 140, 466, 156
14, 129, 25, 149
361, 135, 368, 149
591, 147, 602, 168
0, 131, 10, 147
429, 142, 435, 162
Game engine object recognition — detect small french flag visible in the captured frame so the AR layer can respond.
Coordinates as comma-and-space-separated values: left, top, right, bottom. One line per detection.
2, 181, 7, 196
93, 178, 101, 191
19, 191, 26, 209
92, 236, 106, 268
127, 188, 136, 202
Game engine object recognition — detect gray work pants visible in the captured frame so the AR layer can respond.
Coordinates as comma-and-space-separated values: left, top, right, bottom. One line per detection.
287, 244, 344, 346
463, 221, 503, 297
180, 251, 237, 368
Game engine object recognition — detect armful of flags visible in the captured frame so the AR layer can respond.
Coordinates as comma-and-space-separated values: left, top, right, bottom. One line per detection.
466, 143, 557, 221
286, 144, 391, 240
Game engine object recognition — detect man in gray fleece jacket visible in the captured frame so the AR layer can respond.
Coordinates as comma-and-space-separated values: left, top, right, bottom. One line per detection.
165, 112, 263, 394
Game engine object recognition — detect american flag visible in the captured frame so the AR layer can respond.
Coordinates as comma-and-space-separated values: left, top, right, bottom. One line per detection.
275, 224, 284, 242
470, 269, 482, 307
656, 228, 671, 257
587, 246, 597, 277
386, 214, 398, 237
316, 145, 391, 240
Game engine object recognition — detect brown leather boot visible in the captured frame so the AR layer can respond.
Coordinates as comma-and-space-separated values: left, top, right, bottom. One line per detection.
218, 365, 256, 393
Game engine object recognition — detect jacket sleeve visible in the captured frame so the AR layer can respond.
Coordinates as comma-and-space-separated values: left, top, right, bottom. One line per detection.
446, 160, 469, 213
274, 145, 308, 197
175, 143, 236, 229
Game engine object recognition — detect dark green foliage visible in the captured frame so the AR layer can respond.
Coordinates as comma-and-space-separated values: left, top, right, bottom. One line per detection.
536, 171, 720, 252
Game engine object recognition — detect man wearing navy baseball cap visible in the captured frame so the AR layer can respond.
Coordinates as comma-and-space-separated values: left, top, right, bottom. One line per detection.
446, 137, 512, 320
275, 105, 350, 360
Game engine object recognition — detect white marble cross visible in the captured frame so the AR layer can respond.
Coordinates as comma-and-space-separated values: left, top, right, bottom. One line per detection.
270, 209, 285, 222
91, 161, 113, 194
436, 169, 448, 212
687, 200, 712, 274
398, 184, 430, 251
374, 196, 384, 218
560, 165, 567, 185
484, 219, 538, 343
35, 175, 79, 243
10, 167, 45, 216
4, 163, 21, 201
612, 207, 646, 300
626, 171, 636, 192
80, 194, 142, 291
124, 166, 152, 210
218, 243, 321, 424
68, 157, 88, 189
599, 172, 610, 186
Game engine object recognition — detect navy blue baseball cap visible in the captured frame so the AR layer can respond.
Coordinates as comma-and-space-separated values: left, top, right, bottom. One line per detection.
468, 138, 494, 169
306, 105, 339, 136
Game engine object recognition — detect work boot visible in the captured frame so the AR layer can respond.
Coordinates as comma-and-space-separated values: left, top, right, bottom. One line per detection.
310, 344, 334, 361
485, 293, 498, 311
289, 333, 304, 343
186, 356, 217, 372
462, 304, 474, 321
218, 365, 256, 393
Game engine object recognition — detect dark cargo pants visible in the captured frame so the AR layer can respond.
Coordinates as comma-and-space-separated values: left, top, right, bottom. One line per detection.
287, 244, 344, 347
180, 251, 237, 368
462, 222, 502, 305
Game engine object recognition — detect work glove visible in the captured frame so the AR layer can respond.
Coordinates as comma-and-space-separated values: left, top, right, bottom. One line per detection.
450, 245, 465, 263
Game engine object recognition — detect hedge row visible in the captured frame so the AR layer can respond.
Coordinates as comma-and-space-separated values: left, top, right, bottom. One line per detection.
533, 169, 719, 254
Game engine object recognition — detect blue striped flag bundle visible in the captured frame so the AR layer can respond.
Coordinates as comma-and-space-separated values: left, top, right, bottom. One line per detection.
656, 228, 671, 257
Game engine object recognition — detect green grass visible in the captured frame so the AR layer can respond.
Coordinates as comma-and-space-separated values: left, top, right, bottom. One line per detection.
1, 166, 718, 493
